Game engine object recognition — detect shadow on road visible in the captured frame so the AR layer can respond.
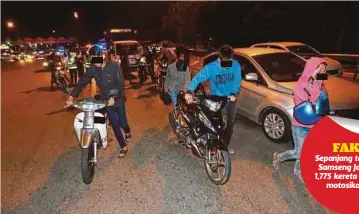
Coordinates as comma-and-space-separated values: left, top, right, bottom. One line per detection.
34, 69, 49, 73
132, 125, 224, 213
136, 86, 158, 100
21, 85, 75, 95
229, 117, 330, 214
1, 145, 120, 214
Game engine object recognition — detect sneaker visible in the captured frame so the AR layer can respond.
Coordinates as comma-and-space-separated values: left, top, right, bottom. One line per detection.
228, 147, 235, 155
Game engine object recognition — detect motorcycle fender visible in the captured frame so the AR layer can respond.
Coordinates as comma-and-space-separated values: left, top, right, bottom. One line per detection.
80, 129, 94, 148
207, 138, 228, 151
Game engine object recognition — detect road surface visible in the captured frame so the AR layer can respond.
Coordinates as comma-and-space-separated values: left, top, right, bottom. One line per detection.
1, 61, 334, 214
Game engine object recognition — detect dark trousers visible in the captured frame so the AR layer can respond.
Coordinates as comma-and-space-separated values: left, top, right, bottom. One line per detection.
222, 101, 237, 147
78, 65, 84, 79
106, 97, 131, 148
69, 68, 78, 84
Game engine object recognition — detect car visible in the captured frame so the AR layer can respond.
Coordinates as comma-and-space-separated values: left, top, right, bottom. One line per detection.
250, 42, 342, 76
113, 40, 144, 72
189, 48, 359, 143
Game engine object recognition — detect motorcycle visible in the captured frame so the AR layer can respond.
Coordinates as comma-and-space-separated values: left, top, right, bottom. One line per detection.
53, 62, 70, 94
169, 90, 232, 185
138, 55, 155, 86
156, 60, 171, 105
67, 97, 109, 184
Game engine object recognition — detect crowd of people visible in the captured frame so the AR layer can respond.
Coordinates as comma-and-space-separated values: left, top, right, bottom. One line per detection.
62, 41, 330, 181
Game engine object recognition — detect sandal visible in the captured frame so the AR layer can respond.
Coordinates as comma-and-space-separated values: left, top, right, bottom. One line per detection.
118, 147, 128, 158
125, 133, 131, 143
273, 152, 280, 170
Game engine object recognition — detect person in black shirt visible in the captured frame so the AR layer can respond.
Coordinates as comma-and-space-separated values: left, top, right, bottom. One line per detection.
65, 49, 132, 158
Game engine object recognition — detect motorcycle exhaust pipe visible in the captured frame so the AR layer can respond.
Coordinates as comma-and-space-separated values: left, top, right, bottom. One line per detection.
190, 139, 203, 159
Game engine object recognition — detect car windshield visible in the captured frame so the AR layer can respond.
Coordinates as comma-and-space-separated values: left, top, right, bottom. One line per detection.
287, 45, 320, 56
115, 43, 142, 55
253, 52, 306, 82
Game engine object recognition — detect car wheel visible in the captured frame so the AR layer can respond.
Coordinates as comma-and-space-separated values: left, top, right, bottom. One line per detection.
261, 108, 291, 143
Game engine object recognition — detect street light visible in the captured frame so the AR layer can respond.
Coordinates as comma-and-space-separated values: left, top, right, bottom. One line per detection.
7, 21, 14, 29
74, 12, 79, 19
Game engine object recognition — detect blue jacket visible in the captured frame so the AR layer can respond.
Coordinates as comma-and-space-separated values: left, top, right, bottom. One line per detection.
187, 59, 242, 97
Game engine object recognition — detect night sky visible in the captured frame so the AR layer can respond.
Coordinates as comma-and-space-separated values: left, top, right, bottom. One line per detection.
2, 1, 169, 42
2, 1, 359, 54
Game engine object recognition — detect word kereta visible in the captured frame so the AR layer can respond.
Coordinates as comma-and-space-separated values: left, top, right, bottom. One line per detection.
333, 143, 359, 153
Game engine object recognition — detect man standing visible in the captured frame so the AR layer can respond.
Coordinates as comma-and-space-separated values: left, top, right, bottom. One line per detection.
184, 45, 242, 155
65, 49, 132, 158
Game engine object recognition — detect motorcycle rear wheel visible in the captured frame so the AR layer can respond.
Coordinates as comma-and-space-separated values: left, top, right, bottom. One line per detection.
204, 148, 231, 185
81, 143, 95, 184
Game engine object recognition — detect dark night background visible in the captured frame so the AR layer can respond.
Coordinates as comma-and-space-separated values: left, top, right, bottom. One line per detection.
2, 1, 359, 54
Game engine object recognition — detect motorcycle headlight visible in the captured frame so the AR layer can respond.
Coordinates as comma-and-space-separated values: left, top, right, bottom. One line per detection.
56, 66, 61, 70
203, 99, 221, 112
139, 56, 146, 63
43, 62, 48, 67
198, 112, 217, 133
81, 103, 95, 111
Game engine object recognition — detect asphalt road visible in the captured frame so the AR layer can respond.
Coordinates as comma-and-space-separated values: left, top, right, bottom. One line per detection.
1, 61, 335, 214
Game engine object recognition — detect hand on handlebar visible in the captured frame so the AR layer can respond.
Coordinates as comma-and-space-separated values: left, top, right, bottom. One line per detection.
65, 96, 74, 108
185, 93, 193, 104
107, 97, 115, 107
228, 95, 237, 102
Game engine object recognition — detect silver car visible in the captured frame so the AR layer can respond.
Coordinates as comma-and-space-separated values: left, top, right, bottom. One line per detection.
250, 42, 342, 76
189, 48, 359, 143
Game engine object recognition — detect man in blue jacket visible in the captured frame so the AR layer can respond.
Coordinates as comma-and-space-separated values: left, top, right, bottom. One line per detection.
185, 45, 242, 155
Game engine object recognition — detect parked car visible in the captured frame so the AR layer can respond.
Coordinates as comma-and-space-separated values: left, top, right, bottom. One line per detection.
250, 42, 342, 76
190, 48, 359, 143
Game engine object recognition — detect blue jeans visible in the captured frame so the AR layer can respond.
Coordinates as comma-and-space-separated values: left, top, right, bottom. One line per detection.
278, 125, 310, 176
106, 97, 131, 148
170, 91, 178, 109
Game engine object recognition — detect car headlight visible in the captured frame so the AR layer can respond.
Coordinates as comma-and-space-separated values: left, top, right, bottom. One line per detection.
198, 112, 217, 133
203, 99, 221, 112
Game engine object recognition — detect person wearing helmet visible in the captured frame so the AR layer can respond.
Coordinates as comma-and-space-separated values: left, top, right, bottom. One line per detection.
272, 58, 330, 181
65, 47, 132, 158
184, 44, 242, 155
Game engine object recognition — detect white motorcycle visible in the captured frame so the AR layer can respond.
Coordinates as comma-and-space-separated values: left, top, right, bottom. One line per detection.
67, 98, 109, 184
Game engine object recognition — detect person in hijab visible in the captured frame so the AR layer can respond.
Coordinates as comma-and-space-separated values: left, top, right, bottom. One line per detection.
272, 57, 329, 180
164, 47, 191, 111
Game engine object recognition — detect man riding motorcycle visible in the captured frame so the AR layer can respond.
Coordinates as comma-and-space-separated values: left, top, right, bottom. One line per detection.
184, 45, 242, 155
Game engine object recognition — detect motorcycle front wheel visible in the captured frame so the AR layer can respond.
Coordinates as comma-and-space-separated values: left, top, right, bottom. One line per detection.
81, 143, 96, 184
204, 148, 231, 185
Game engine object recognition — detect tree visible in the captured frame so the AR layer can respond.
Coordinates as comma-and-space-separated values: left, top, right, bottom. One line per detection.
162, 1, 212, 42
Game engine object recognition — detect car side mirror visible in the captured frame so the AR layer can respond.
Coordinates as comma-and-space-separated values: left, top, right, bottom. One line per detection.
245, 73, 258, 82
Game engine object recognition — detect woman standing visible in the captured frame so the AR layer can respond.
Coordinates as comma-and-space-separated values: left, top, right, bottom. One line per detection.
272, 57, 329, 180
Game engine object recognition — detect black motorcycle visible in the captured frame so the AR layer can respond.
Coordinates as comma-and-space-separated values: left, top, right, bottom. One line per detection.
169, 90, 232, 185
156, 60, 171, 105
138, 55, 155, 86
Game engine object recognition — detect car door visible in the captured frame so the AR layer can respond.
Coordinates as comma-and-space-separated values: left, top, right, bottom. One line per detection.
235, 54, 269, 121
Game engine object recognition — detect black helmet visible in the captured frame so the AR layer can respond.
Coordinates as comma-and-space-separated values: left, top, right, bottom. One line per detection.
217, 44, 233, 61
